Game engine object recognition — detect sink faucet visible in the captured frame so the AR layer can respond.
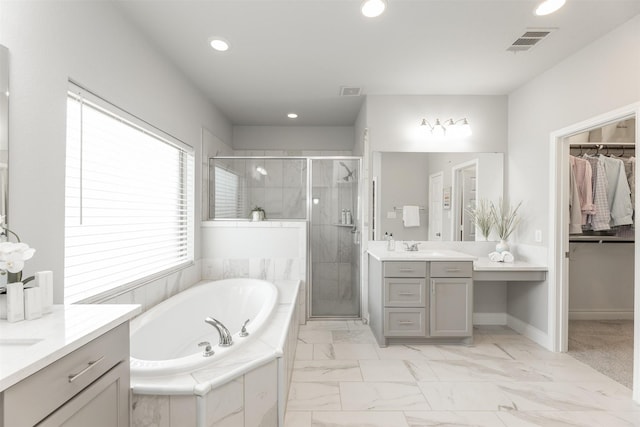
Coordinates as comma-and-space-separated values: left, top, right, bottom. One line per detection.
204, 317, 233, 347
404, 242, 420, 251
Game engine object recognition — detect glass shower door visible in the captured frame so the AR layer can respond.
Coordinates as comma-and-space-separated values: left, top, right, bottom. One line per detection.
309, 158, 360, 318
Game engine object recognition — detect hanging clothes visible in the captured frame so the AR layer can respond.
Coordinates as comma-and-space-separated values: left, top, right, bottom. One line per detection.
569, 156, 595, 224
598, 154, 633, 227
589, 158, 611, 231
569, 157, 585, 234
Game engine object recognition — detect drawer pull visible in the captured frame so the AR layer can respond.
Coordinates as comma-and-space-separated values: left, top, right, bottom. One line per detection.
398, 320, 414, 325
445, 268, 462, 272
397, 292, 415, 296
399, 268, 414, 272
68, 356, 105, 383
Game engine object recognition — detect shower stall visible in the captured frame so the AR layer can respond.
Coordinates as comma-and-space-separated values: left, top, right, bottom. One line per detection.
209, 156, 361, 320
309, 158, 361, 318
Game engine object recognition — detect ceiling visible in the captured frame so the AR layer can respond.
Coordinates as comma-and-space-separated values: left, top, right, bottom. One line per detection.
114, 0, 640, 127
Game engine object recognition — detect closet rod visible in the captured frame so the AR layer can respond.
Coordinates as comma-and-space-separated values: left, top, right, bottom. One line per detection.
570, 142, 635, 147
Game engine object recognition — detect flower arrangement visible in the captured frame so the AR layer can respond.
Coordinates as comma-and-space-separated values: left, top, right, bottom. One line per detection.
0, 218, 36, 284
490, 198, 523, 241
466, 198, 493, 240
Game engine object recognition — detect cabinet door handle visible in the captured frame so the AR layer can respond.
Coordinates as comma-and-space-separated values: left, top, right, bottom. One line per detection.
445, 268, 461, 272
68, 356, 105, 383
397, 292, 414, 296
398, 320, 414, 325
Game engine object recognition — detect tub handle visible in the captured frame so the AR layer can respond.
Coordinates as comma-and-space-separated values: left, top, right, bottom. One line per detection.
240, 319, 250, 337
199, 341, 214, 357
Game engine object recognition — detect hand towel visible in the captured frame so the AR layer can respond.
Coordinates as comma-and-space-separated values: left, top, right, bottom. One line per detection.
488, 251, 502, 262
501, 251, 515, 263
403, 205, 420, 227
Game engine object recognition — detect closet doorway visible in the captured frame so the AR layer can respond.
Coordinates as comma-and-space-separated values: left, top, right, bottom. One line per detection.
550, 103, 640, 399
567, 118, 635, 388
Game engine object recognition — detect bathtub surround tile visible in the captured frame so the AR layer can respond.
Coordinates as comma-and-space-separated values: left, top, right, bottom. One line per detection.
169, 395, 197, 427
245, 360, 278, 427
275, 258, 303, 281
206, 377, 244, 427
340, 382, 431, 411
312, 411, 410, 427
249, 258, 274, 281
405, 411, 506, 427
223, 259, 249, 279
132, 394, 171, 427
287, 382, 342, 410
292, 360, 362, 382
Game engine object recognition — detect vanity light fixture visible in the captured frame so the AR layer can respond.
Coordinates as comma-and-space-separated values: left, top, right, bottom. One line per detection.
534, 0, 566, 16
209, 37, 230, 52
420, 118, 472, 137
361, 0, 386, 18
287, 113, 298, 119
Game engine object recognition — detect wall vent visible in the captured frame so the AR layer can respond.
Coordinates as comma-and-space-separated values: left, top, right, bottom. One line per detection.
339, 86, 362, 97
507, 28, 555, 53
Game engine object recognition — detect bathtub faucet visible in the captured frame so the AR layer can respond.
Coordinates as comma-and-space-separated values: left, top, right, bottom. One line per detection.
204, 317, 234, 347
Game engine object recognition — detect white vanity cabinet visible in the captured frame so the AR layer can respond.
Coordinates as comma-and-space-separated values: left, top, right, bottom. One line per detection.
368, 255, 473, 346
1, 322, 131, 427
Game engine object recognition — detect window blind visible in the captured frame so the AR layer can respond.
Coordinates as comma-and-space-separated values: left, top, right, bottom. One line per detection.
214, 165, 246, 218
64, 85, 194, 304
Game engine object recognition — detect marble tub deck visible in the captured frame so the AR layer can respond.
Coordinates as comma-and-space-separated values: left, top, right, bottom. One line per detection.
285, 322, 640, 427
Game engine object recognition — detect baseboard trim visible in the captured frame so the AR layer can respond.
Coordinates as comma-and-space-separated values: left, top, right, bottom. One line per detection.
473, 312, 507, 325
569, 310, 634, 320
507, 314, 550, 349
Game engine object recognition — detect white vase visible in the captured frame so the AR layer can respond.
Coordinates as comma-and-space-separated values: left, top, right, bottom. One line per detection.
251, 210, 265, 221
495, 240, 509, 253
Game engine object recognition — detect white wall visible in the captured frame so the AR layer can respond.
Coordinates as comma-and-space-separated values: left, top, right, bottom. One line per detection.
233, 126, 355, 151
0, 1, 232, 304
366, 95, 508, 153
507, 14, 640, 332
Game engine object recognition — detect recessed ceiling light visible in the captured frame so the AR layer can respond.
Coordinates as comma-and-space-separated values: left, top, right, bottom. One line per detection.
361, 0, 386, 18
209, 37, 230, 52
287, 113, 298, 119
534, 0, 566, 16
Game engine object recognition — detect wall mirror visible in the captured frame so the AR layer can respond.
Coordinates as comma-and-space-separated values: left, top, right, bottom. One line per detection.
373, 152, 504, 241
0, 45, 8, 224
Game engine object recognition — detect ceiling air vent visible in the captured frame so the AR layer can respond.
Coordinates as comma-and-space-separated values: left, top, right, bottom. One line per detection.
507, 28, 555, 53
339, 86, 362, 97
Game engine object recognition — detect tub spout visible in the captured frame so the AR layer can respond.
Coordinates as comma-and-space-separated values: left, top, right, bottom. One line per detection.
204, 317, 233, 347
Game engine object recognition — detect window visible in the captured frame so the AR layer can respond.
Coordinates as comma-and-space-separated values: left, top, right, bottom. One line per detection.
64, 83, 194, 304
213, 163, 246, 218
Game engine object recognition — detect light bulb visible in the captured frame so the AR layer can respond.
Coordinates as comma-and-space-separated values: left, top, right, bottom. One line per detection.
361, 0, 386, 18
535, 0, 566, 16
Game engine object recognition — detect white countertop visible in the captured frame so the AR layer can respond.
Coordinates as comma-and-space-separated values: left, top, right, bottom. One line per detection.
0, 304, 140, 391
473, 257, 548, 271
367, 246, 477, 262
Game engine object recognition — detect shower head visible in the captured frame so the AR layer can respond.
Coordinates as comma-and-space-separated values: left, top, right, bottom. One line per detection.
339, 162, 354, 182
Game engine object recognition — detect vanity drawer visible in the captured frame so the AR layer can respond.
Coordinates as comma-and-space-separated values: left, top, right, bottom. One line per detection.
384, 278, 426, 307
430, 261, 472, 278
3, 322, 129, 427
383, 308, 426, 337
383, 261, 427, 278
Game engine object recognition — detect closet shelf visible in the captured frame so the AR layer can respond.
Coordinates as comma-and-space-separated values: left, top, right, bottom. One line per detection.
570, 235, 634, 243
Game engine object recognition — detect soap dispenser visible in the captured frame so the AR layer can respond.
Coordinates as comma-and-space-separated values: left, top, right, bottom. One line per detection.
387, 233, 395, 251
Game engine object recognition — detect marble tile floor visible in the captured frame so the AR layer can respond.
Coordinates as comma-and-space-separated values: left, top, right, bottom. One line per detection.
285, 321, 640, 427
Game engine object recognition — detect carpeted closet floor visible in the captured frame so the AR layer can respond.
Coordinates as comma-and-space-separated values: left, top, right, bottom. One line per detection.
568, 319, 634, 389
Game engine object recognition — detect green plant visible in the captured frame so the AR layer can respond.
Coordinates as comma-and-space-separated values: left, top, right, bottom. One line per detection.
490, 198, 522, 241
466, 198, 494, 240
